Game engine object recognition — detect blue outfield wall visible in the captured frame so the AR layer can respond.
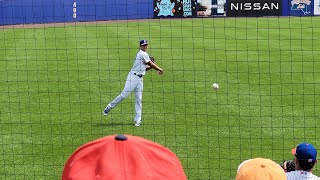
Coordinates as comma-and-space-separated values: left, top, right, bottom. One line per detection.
0, 0, 73, 25
0, 0, 153, 25
75, 0, 152, 22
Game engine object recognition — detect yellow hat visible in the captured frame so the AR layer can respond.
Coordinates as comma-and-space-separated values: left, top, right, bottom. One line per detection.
236, 158, 286, 180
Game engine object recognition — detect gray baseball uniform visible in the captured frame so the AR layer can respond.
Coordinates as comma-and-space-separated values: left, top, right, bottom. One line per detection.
104, 49, 150, 125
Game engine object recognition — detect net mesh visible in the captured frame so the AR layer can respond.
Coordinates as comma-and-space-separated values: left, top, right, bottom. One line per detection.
0, 1, 319, 179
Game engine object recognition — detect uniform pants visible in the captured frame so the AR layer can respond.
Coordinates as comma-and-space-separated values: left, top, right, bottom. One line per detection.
107, 72, 143, 123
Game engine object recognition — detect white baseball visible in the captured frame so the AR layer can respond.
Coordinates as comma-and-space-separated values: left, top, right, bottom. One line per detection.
212, 83, 219, 90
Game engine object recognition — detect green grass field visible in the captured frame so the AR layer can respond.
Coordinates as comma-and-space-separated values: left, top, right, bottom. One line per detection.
1, 17, 320, 179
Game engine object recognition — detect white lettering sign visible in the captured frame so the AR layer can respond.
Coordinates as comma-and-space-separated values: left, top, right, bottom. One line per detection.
183, 0, 192, 16
230, 2, 279, 11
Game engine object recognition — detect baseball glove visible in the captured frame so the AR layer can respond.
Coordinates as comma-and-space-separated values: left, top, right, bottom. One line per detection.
280, 160, 295, 172
150, 56, 155, 63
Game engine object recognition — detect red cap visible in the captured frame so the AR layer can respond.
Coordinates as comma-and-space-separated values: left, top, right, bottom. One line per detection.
62, 134, 187, 180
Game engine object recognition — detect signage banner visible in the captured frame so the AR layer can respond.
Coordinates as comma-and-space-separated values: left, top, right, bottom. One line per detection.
314, 0, 320, 15
154, 0, 197, 18
289, 0, 313, 16
197, 0, 226, 16
226, 0, 282, 17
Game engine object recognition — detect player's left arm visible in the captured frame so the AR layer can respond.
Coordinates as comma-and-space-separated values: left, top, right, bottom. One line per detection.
146, 65, 152, 71
145, 56, 155, 71
147, 60, 163, 75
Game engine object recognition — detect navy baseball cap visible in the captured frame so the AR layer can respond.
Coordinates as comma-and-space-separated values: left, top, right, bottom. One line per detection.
140, 40, 148, 45
291, 143, 317, 163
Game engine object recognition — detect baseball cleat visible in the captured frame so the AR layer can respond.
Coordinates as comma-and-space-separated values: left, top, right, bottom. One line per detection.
134, 120, 140, 127
103, 107, 110, 116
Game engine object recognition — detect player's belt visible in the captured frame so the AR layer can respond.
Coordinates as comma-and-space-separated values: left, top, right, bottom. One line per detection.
134, 73, 143, 78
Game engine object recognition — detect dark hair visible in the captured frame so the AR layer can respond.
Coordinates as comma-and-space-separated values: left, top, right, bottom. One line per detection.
297, 159, 315, 171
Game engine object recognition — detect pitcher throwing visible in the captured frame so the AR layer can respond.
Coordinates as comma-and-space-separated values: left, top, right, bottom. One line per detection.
103, 40, 163, 126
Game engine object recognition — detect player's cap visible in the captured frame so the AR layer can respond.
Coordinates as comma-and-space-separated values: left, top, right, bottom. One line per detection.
140, 39, 148, 45
62, 134, 187, 180
291, 142, 317, 163
236, 158, 286, 180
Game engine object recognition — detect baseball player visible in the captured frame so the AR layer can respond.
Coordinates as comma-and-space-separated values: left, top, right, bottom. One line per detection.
103, 40, 163, 126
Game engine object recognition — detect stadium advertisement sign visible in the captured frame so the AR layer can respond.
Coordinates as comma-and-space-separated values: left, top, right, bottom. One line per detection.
226, 0, 282, 16
154, 0, 197, 17
289, 0, 313, 16
314, 0, 320, 15
281, 0, 314, 16
197, 0, 226, 16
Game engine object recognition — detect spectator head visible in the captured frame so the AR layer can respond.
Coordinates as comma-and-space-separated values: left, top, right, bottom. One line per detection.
236, 158, 286, 180
62, 134, 187, 180
291, 142, 318, 171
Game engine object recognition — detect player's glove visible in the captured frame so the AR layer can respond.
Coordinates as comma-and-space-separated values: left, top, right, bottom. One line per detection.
280, 160, 295, 172
150, 56, 155, 63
